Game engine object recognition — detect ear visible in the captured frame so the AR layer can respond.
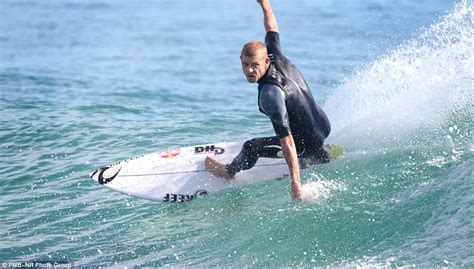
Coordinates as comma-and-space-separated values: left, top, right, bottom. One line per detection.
264, 56, 270, 69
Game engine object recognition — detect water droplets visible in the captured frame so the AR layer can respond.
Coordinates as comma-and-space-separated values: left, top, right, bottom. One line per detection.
300, 174, 347, 202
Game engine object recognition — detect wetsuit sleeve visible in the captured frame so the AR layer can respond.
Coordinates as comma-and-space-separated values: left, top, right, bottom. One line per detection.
265, 31, 282, 56
259, 84, 290, 138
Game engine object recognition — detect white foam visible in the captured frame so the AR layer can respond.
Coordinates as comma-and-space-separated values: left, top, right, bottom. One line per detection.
301, 173, 346, 202
323, 0, 473, 150
424, 156, 448, 167
327, 2, 474, 266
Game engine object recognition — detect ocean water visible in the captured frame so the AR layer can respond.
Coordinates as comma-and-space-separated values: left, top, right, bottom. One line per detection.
1, 0, 472, 267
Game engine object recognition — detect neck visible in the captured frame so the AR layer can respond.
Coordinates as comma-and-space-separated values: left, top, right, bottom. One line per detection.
258, 63, 273, 84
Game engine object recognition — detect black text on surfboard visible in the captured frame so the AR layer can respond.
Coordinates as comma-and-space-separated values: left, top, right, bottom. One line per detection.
194, 145, 225, 155
163, 190, 208, 202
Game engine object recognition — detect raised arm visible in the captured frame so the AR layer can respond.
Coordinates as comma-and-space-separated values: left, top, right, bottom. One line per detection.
257, 0, 279, 33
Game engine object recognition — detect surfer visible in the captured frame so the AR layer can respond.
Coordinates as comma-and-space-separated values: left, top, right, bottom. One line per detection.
205, 0, 331, 201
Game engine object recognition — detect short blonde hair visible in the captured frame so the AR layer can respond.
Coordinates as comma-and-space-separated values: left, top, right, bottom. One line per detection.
241, 40, 267, 58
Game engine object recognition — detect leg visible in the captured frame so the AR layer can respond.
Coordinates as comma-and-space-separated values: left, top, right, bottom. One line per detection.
297, 134, 331, 168
204, 156, 234, 180
205, 136, 281, 179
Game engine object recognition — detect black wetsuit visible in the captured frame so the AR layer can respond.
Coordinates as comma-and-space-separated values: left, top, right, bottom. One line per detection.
226, 31, 331, 176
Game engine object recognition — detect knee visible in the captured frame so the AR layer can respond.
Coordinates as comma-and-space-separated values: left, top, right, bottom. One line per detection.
243, 139, 259, 154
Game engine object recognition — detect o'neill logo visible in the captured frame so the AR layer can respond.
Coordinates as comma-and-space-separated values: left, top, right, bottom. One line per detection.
195, 145, 225, 155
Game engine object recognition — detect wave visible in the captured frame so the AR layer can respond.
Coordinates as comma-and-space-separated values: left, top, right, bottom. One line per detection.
322, 1, 473, 266
324, 0, 473, 151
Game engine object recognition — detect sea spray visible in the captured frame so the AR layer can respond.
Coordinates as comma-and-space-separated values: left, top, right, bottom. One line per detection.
323, 1, 473, 266
301, 174, 347, 202
324, 0, 473, 151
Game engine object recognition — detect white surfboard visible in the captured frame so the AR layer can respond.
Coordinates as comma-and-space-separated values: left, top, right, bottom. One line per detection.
89, 142, 344, 202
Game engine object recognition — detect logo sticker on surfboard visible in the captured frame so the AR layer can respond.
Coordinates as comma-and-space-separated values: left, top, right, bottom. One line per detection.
90, 166, 122, 185
160, 149, 181, 159
194, 145, 225, 155
163, 190, 208, 202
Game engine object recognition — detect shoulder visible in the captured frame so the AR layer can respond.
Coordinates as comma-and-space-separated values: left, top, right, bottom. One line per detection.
259, 84, 286, 114
260, 84, 286, 102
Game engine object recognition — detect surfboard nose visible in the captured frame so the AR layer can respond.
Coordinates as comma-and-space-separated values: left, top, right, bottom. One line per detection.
89, 167, 103, 182
89, 166, 122, 185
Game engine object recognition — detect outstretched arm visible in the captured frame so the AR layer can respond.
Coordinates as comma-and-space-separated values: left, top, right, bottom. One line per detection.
257, 0, 279, 33
280, 134, 303, 202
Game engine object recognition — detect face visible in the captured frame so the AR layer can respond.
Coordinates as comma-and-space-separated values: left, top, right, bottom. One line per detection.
240, 53, 270, 83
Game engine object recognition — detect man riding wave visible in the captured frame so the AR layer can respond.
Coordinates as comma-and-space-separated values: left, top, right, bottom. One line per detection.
205, 0, 331, 201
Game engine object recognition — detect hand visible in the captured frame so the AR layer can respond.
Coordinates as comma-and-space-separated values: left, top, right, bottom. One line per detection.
291, 180, 303, 203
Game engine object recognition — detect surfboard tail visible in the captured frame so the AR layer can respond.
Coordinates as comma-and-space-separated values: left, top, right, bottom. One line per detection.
324, 144, 345, 160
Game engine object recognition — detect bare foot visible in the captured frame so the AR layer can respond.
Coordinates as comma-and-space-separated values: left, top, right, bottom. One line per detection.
204, 156, 234, 180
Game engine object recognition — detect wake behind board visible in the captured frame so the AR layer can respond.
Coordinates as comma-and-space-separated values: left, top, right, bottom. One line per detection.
89, 142, 344, 202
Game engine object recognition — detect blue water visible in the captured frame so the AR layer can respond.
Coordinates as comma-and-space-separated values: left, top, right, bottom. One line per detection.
1, 0, 473, 267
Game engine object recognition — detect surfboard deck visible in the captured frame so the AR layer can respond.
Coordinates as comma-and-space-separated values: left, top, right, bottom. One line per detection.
89, 142, 344, 202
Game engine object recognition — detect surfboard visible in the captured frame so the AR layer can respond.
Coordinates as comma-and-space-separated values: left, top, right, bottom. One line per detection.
89, 142, 344, 202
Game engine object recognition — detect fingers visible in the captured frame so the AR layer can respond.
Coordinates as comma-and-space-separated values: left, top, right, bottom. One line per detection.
291, 190, 303, 203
